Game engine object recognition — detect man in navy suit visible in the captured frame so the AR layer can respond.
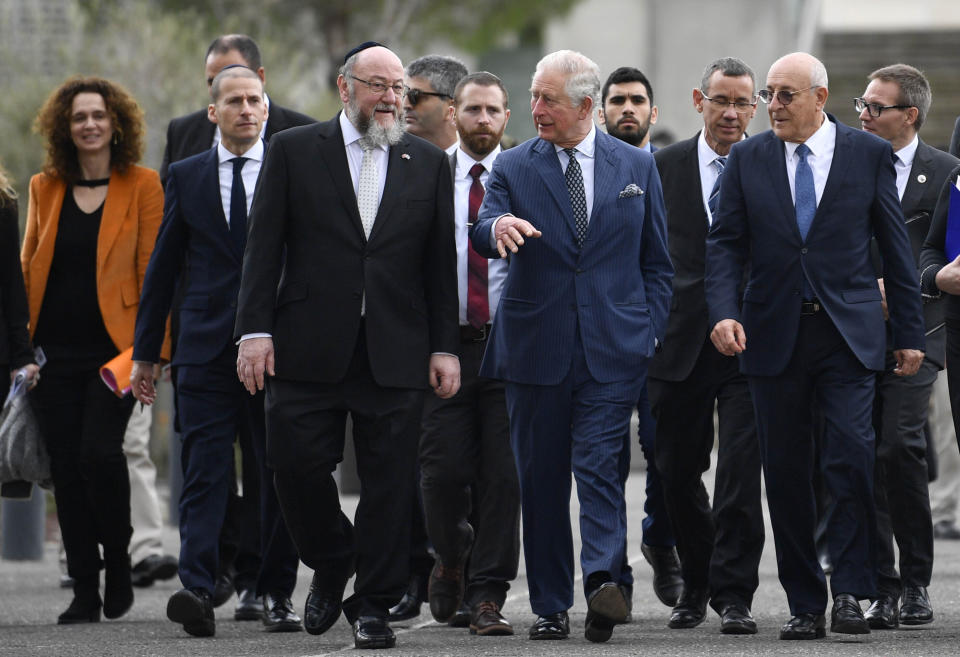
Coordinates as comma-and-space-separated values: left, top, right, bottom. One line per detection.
471, 49, 672, 643
706, 52, 925, 640
131, 66, 301, 637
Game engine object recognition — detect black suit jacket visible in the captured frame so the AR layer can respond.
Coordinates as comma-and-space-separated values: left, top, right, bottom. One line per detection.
648, 133, 714, 381
159, 101, 315, 182
949, 116, 959, 158
134, 147, 250, 366
1, 202, 33, 370
234, 115, 459, 388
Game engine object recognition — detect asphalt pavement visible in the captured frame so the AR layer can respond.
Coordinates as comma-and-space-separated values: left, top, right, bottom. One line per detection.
2, 467, 960, 656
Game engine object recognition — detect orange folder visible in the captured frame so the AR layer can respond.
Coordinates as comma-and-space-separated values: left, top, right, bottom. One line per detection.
100, 347, 134, 398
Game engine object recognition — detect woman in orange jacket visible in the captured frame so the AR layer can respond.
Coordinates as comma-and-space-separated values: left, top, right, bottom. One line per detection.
22, 76, 164, 624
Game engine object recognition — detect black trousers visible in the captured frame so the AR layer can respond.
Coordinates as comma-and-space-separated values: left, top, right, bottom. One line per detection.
266, 329, 423, 622
33, 366, 134, 582
649, 336, 763, 611
218, 421, 262, 594
872, 354, 937, 597
420, 336, 520, 608
945, 321, 960, 453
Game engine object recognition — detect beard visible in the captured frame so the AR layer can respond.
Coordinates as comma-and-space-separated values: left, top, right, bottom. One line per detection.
458, 126, 503, 158
606, 118, 650, 147
346, 97, 406, 147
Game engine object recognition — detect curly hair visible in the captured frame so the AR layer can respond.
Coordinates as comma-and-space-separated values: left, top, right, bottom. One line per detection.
33, 76, 145, 182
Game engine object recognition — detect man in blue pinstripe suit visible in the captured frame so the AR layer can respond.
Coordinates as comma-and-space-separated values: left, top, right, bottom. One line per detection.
471, 50, 673, 643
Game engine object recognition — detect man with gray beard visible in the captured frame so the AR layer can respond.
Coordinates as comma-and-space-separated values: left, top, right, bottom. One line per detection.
235, 42, 460, 649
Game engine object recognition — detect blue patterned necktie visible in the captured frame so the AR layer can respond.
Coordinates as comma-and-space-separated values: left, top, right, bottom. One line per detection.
563, 147, 588, 247
230, 157, 248, 251
794, 143, 816, 241
707, 156, 727, 218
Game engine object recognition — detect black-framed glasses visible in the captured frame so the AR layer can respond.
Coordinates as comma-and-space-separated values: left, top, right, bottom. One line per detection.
350, 76, 404, 97
757, 86, 818, 106
853, 97, 912, 118
700, 93, 757, 114
404, 87, 452, 106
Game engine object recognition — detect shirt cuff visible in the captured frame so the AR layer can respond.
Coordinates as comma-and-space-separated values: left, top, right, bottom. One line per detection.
238, 332, 272, 345
431, 352, 459, 360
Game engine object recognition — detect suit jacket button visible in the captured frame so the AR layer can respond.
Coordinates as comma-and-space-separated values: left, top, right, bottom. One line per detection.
801, 247, 808, 254
576, 268, 584, 274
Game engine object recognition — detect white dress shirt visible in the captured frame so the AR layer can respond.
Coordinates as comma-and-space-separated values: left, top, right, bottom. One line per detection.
697, 131, 728, 225
455, 146, 508, 324
894, 134, 919, 202
445, 140, 460, 156
339, 112, 389, 203
217, 139, 263, 226
783, 112, 836, 207
554, 122, 597, 222
213, 93, 271, 148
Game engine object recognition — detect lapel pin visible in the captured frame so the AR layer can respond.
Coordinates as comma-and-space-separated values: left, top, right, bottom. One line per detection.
917, 174, 927, 184
401, 153, 411, 160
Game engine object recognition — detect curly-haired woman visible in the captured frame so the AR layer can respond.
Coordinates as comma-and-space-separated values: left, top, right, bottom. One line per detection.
22, 76, 165, 624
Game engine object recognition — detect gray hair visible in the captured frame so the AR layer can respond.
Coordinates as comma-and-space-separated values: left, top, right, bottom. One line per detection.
869, 63, 932, 130
210, 66, 262, 102
699, 57, 756, 94
535, 50, 601, 108
810, 58, 829, 90
405, 55, 468, 97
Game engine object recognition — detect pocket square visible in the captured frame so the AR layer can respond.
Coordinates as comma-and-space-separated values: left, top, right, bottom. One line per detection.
618, 183, 644, 198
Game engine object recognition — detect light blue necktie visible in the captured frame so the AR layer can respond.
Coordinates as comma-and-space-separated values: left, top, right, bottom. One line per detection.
794, 143, 816, 241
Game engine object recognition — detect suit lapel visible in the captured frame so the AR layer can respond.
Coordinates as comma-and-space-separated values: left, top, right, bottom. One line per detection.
683, 135, 707, 226
197, 148, 239, 262
763, 133, 798, 238
369, 139, 408, 242
532, 139, 577, 238
812, 119, 853, 237
98, 168, 134, 269
590, 132, 620, 240
315, 118, 366, 241
901, 140, 931, 217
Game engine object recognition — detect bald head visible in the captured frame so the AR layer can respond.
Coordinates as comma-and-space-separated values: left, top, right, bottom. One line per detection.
765, 52, 829, 143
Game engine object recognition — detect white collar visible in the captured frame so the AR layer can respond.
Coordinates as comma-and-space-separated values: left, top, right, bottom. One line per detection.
456, 145, 501, 180
553, 122, 597, 158
895, 134, 919, 167
339, 111, 390, 154
784, 111, 834, 159
216, 138, 263, 165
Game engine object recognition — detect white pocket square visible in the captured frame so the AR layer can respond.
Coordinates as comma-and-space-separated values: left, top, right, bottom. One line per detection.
618, 183, 644, 198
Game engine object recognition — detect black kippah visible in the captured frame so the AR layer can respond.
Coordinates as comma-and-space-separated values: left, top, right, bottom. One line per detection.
343, 41, 384, 64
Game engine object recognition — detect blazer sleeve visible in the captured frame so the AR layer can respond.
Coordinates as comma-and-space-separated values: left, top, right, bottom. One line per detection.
1, 202, 34, 369
705, 146, 750, 327
470, 157, 510, 260
133, 169, 170, 360
423, 148, 459, 355
133, 169, 186, 363
919, 163, 960, 296
638, 159, 673, 341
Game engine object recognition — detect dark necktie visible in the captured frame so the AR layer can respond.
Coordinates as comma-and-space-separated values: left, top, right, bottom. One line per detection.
466, 163, 489, 329
230, 157, 248, 251
794, 143, 815, 241
563, 148, 588, 247
708, 156, 727, 218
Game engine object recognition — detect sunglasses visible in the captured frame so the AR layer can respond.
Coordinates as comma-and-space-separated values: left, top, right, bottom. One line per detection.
404, 87, 451, 107
757, 86, 818, 106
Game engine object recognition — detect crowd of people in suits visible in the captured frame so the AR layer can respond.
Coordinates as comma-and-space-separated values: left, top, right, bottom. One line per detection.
3, 30, 960, 650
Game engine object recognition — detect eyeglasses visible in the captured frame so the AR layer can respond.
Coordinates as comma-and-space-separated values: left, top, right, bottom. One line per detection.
700, 93, 757, 114
853, 97, 912, 118
350, 76, 404, 97
404, 87, 452, 107
757, 86, 818, 106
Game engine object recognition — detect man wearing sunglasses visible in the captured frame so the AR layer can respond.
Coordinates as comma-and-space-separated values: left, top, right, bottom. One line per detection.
857, 64, 959, 631
403, 55, 467, 155
706, 51, 925, 641
649, 57, 765, 636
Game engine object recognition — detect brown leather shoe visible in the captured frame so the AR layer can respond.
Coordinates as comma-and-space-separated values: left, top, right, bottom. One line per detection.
469, 601, 514, 636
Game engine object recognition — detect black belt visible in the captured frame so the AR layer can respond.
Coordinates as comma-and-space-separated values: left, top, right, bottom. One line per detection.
460, 324, 490, 343
800, 299, 822, 315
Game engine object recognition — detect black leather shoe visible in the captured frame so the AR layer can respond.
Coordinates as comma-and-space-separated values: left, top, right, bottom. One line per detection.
830, 593, 869, 634
234, 588, 263, 621
428, 525, 473, 622
720, 603, 757, 634
864, 595, 899, 629
388, 574, 426, 622
262, 592, 303, 632
668, 586, 708, 629
528, 611, 569, 640
779, 613, 826, 640
584, 581, 628, 642
167, 587, 215, 637
353, 616, 396, 649
212, 572, 234, 608
616, 583, 633, 624
103, 555, 134, 620
933, 520, 960, 539
303, 572, 345, 635
57, 593, 102, 624
641, 542, 683, 607
131, 554, 179, 588
448, 602, 470, 627
900, 586, 933, 625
